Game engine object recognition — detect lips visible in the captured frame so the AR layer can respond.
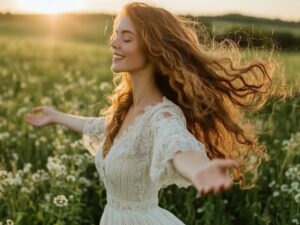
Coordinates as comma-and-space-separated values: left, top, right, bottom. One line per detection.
112, 53, 125, 61
113, 52, 125, 57
113, 52, 125, 56
113, 55, 125, 59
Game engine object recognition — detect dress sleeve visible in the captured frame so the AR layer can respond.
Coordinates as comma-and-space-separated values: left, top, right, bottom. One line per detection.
82, 116, 106, 156
149, 107, 208, 189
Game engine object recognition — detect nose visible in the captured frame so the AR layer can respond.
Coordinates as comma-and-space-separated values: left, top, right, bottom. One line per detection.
110, 36, 119, 49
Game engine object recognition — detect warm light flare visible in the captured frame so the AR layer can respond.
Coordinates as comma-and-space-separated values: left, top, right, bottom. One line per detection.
17, 0, 84, 14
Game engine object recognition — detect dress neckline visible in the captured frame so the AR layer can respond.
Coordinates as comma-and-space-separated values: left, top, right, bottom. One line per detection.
112, 96, 169, 146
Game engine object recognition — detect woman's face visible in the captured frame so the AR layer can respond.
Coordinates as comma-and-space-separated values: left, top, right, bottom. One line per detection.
110, 16, 148, 73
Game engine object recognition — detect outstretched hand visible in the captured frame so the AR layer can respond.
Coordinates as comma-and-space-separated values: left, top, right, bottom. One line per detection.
24, 106, 57, 127
191, 159, 239, 196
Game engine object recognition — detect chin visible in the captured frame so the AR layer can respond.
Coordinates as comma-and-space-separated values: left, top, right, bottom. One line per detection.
111, 66, 123, 73
111, 65, 133, 73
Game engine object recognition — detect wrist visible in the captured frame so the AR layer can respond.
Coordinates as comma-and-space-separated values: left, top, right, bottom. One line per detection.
51, 110, 63, 124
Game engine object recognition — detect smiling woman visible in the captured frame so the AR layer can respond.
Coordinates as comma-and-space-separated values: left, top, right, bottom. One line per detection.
17, 0, 84, 14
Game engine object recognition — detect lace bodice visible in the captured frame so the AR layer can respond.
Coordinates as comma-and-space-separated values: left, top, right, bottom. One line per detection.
82, 96, 208, 222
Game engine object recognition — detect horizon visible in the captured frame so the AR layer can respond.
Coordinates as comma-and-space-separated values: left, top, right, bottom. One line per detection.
0, 0, 299, 23
1, 11, 299, 24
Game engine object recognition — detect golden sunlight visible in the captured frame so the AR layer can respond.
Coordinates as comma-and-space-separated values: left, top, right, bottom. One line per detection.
17, 0, 84, 14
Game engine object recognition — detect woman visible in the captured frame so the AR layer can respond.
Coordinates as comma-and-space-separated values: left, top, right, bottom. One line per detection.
24, 2, 287, 225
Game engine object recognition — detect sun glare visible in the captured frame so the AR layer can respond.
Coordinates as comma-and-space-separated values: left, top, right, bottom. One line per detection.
17, 0, 84, 14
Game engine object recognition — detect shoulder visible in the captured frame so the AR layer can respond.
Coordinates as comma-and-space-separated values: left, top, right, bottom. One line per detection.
150, 99, 187, 132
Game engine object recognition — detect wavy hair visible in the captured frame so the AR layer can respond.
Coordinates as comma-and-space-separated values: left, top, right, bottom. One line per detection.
99, 1, 291, 189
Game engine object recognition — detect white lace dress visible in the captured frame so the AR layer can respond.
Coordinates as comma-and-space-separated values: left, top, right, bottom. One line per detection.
82, 96, 208, 225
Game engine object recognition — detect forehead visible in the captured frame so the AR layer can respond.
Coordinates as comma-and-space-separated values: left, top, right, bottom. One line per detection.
114, 16, 136, 35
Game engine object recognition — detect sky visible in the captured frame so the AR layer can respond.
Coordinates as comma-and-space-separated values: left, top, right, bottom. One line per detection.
0, 0, 299, 22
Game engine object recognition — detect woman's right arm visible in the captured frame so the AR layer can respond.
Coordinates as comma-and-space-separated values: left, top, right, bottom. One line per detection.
52, 110, 95, 133
24, 106, 97, 133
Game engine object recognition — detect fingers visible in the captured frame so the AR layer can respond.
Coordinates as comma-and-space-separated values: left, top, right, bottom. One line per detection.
219, 179, 232, 191
24, 113, 36, 120
24, 114, 41, 126
23, 107, 43, 119
32, 107, 43, 113
198, 186, 209, 195
197, 179, 233, 196
28, 119, 42, 126
198, 186, 215, 195
218, 159, 239, 169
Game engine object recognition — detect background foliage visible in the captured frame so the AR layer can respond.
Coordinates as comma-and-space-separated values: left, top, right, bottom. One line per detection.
0, 13, 299, 225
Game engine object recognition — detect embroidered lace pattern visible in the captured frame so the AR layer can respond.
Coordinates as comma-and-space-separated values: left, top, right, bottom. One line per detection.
81, 96, 208, 224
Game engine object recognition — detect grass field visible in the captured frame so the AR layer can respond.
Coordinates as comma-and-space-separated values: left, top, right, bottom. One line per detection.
0, 14, 299, 225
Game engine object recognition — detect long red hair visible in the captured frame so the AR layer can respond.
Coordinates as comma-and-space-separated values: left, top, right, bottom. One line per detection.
99, 2, 291, 188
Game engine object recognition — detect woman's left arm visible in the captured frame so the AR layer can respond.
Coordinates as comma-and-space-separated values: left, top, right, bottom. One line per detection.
172, 150, 239, 195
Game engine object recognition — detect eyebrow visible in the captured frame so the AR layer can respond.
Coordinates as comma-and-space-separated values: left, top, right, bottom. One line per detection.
115, 29, 135, 35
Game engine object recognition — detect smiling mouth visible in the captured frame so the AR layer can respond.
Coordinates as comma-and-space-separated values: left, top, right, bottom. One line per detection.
112, 57, 125, 62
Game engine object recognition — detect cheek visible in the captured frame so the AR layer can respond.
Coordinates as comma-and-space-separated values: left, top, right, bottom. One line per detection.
124, 44, 146, 62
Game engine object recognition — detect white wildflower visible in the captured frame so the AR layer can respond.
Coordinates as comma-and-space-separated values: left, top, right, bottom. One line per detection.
38, 169, 50, 181
20, 187, 31, 193
0, 132, 10, 141
100, 82, 111, 92
31, 173, 40, 182
66, 175, 76, 183
285, 170, 292, 179
292, 182, 299, 190
23, 163, 32, 173
196, 208, 204, 213
20, 82, 27, 89
17, 170, 24, 177
35, 139, 40, 147
295, 193, 300, 204
69, 195, 74, 200
297, 171, 300, 181
41, 97, 52, 105
282, 140, 291, 146
0, 170, 8, 179
70, 141, 79, 148
39, 136, 47, 143
93, 172, 98, 178
79, 177, 91, 186
44, 194, 51, 202
280, 184, 289, 192
268, 181, 276, 188
292, 218, 299, 225
46, 157, 67, 178
6, 219, 14, 225
61, 154, 68, 160
56, 166, 67, 178
28, 133, 37, 139
12, 153, 18, 161
5, 174, 22, 186
15, 173, 22, 185
16, 107, 28, 117
74, 154, 83, 166
53, 195, 68, 207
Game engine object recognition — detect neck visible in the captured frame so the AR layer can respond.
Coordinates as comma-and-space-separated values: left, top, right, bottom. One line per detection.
128, 67, 164, 110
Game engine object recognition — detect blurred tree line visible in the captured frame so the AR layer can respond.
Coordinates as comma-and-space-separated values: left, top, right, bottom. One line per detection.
185, 13, 300, 51
0, 12, 299, 50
